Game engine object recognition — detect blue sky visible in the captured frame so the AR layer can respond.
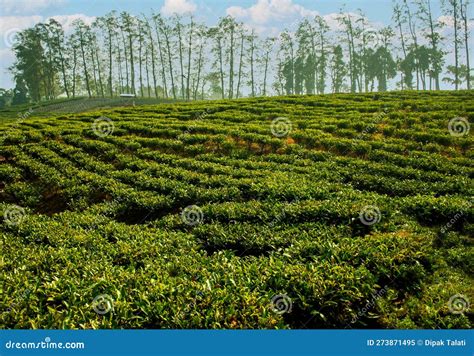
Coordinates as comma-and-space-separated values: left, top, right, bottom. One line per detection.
0, 0, 451, 89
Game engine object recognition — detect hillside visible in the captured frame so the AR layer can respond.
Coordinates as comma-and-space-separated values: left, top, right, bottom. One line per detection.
0, 91, 473, 329
0, 97, 178, 123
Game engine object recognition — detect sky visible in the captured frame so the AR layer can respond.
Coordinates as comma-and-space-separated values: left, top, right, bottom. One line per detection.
0, 0, 459, 90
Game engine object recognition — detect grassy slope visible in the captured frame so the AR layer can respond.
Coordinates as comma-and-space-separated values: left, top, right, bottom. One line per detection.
0, 97, 179, 123
0, 91, 473, 329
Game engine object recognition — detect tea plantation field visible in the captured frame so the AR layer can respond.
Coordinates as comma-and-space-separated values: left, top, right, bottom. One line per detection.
1, 91, 473, 329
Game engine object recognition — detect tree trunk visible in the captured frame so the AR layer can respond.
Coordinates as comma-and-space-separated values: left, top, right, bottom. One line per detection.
460, 0, 470, 89
236, 34, 245, 99
56, 34, 69, 97
263, 51, 269, 96
79, 29, 92, 98
138, 24, 144, 97
121, 29, 129, 92
152, 17, 169, 98
144, 18, 158, 98
129, 32, 135, 94
95, 45, 104, 97
186, 19, 193, 100
229, 24, 235, 99
193, 39, 204, 100
108, 27, 113, 96
176, 20, 185, 99
250, 34, 255, 97
453, 0, 459, 90
218, 38, 225, 99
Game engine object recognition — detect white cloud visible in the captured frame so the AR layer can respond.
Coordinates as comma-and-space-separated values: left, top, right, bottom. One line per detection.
438, 15, 455, 27
438, 15, 474, 29
0, 14, 96, 46
227, 0, 318, 24
0, 0, 65, 15
161, 0, 197, 16
49, 14, 96, 33
0, 15, 43, 35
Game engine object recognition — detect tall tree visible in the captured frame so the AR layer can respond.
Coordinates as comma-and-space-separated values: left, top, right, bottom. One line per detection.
315, 16, 329, 94
260, 37, 275, 96
248, 30, 257, 97
330, 45, 346, 93
404, 0, 421, 89
443, 0, 461, 90
121, 12, 136, 94
393, 1, 410, 89
209, 24, 226, 99
185, 17, 195, 100
97, 12, 117, 96
415, 0, 444, 90
156, 14, 176, 99
192, 25, 207, 100
338, 11, 358, 92
459, 0, 471, 89
10, 27, 45, 101
48, 19, 69, 97
72, 19, 92, 98
142, 15, 158, 97
152, 13, 170, 98
280, 30, 296, 95
174, 15, 186, 99
235, 25, 247, 99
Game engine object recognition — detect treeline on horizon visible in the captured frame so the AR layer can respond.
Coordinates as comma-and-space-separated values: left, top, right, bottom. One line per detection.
3, 0, 472, 106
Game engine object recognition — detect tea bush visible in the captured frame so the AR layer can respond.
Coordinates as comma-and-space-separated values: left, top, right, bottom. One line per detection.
1, 91, 472, 329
